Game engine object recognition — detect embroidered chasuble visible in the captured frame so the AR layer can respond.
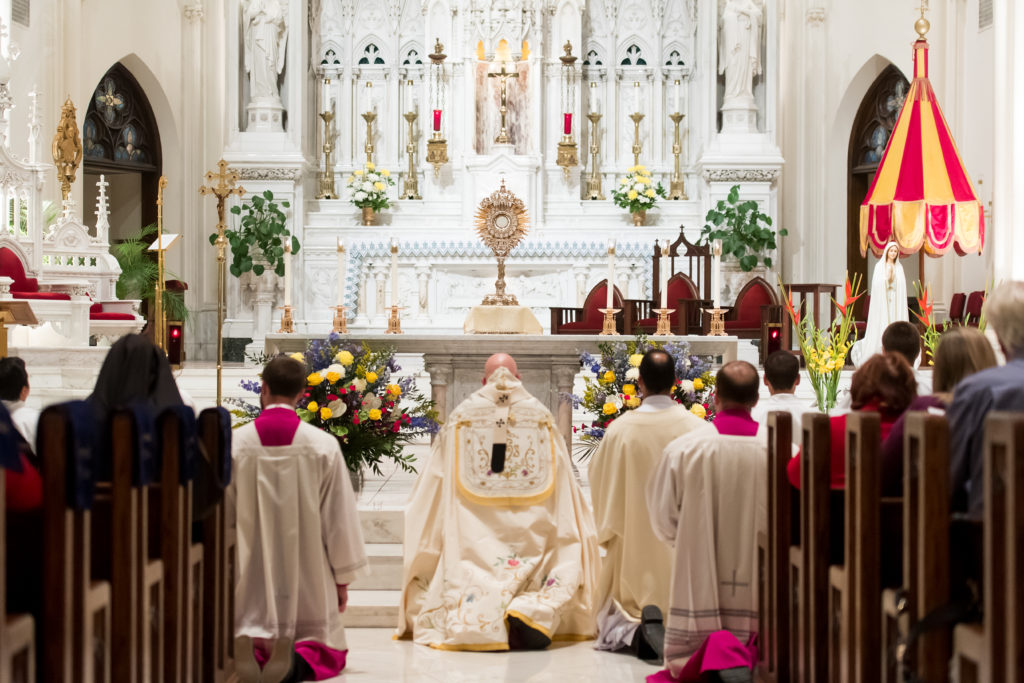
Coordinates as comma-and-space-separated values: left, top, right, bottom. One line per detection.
589, 401, 708, 649
646, 426, 767, 677
232, 407, 370, 668
396, 367, 599, 650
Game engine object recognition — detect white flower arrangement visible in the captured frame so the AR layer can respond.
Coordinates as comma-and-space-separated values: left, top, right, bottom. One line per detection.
611, 165, 667, 215
345, 162, 395, 211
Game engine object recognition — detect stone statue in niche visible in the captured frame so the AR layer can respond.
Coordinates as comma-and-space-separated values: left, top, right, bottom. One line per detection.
718, 0, 762, 108
242, 0, 288, 104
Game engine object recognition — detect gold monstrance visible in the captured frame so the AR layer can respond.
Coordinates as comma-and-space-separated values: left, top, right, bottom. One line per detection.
475, 181, 529, 306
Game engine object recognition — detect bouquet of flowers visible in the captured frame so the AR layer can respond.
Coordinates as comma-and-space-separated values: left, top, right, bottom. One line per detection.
913, 281, 944, 364
345, 161, 395, 211
781, 273, 863, 413
611, 165, 667, 215
228, 334, 439, 474
567, 336, 715, 459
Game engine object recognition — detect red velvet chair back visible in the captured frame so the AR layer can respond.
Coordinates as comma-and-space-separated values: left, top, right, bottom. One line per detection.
581, 280, 622, 326
964, 290, 984, 325
948, 292, 966, 322
733, 277, 775, 325
0, 247, 38, 293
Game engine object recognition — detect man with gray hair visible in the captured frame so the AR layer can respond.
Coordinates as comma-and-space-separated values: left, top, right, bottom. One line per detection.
948, 281, 1024, 515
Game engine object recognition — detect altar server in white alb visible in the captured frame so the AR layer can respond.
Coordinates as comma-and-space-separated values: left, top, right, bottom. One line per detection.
589, 349, 707, 660
646, 362, 767, 679
397, 353, 599, 651
232, 356, 369, 682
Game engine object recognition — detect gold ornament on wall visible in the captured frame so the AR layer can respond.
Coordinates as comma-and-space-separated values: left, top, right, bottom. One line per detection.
52, 97, 83, 202
474, 181, 529, 306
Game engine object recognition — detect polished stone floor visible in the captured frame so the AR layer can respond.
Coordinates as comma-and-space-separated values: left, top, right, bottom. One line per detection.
321, 628, 660, 682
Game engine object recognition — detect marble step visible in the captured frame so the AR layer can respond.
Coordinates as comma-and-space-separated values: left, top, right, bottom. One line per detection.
346, 589, 400, 628
360, 543, 403, 590
358, 508, 404, 544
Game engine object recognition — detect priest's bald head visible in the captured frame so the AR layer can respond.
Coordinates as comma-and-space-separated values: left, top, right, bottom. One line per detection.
484, 353, 520, 383
714, 360, 760, 412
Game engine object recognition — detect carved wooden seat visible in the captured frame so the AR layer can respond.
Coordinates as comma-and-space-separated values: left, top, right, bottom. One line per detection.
0, 410, 35, 683
550, 279, 623, 334
623, 228, 712, 335
40, 401, 112, 683
703, 276, 780, 339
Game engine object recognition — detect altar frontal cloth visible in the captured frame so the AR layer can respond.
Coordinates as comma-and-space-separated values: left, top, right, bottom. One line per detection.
464, 305, 543, 335
860, 38, 984, 258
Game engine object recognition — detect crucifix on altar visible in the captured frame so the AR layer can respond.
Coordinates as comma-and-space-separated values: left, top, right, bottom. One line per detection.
487, 62, 518, 144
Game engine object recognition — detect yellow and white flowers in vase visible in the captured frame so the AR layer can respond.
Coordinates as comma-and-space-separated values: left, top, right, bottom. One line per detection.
611, 165, 667, 226
345, 162, 395, 225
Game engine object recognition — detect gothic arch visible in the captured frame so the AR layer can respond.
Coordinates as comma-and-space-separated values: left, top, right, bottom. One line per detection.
845, 63, 910, 296
355, 37, 390, 65
320, 41, 343, 65
663, 42, 688, 67
400, 41, 425, 66
583, 43, 605, 66
616, 37, 651, 66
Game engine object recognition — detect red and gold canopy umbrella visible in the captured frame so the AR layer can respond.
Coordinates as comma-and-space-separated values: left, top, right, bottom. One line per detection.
860, 21, 984, 258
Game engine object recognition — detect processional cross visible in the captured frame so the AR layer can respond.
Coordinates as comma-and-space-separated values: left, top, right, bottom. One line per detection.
487, 63, 519, 144
199, 160, 245, 406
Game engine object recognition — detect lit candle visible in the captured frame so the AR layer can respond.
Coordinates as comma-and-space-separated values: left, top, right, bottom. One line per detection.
337, 239, 346, 307
408, 79, 417, 112
673, 79, 681, 114
606, 239, 616, 309
633, 81, 640, 114
660, 240, 669, 309
433, 109, 441, 132
322, 77, 330, 111
590, 81, 600, 114
364, 81, 372, 112
390, 238, 399, 308
563, 112, 572, 136
712, 239, 722, 308
283, 241, 292, 307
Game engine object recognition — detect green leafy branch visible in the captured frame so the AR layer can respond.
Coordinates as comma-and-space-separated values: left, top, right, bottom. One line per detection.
700, 184, 787, 272
209, 190, 299, 278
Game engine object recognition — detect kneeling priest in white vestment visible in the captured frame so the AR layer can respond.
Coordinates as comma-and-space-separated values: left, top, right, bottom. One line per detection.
232, 356, 370, 682
590, 349, 707, 660
397, 353, 599, 651
646, 361, 767, 679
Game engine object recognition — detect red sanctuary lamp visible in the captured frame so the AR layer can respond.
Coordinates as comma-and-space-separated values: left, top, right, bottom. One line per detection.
556, 41, 578, 179
426, 39, 448, 177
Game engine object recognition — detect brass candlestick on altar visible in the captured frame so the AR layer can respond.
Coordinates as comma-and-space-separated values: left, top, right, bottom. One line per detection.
488, 62, 518, 145
277, 305, 295, 333
475, 181, 529, 306
401, 111, 422, 199
599, 308, 620, 336
630, 111, 645, 167
668, 112, 688, 200
385, 305, 404, 334
52, 98, 82, 202
653, 308, 675, 336
317, 107, 338, 199
199, 160, 245, 406
331, 305, 349, 334
153, 176, 168, 352
707, 308, 727, 336
586, 112, 605, 200
362, 111, 376, 164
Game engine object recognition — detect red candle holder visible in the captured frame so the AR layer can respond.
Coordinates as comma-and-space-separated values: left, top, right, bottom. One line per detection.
563, 112, 572, 136
433, 109, 441, 132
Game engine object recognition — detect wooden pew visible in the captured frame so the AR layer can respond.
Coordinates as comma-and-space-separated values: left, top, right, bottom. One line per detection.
91, 408, 164, 683
790, 413, 831, 683
0, 419, 34, 683
756, 411, 793, 683
197, 407, 235, 683
827, 412, 882, 683
39, 402, 111, 683
886, 412, 952, 682
980, 412, 1024, 682
156, 407, 204, 683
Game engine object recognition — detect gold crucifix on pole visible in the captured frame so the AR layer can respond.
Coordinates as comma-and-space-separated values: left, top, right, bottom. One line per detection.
487, 62, 519, 144
199, 159, 245, 406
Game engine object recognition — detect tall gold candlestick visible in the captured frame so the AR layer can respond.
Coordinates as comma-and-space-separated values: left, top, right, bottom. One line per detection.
401, 111, 421, 199
362, 111, 376, 164
154, 176, 168, 352
629, 112, 645, 168
199, 160, 245, 406
317, 108, 338, 199
586, 112, 605, 200
668, 112, 687, 200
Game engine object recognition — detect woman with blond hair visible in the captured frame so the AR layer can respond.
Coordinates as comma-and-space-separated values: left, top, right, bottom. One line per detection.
880, 326, 997, 493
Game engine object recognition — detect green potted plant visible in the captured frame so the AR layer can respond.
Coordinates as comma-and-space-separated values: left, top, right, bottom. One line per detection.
699, 184, 786, 271
111, 223, 189, 323
210, 190, 299, 277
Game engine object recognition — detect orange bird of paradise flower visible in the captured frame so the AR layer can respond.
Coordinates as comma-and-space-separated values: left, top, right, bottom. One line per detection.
784, 289, 801, 326
835, 274, 864, 318
914, 285, 934, 327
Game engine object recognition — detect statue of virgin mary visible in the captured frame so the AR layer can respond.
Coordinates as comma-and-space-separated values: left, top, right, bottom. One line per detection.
851, 241, 909, 366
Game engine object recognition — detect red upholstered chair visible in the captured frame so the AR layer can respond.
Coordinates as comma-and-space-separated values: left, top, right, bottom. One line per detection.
623, 273, 708, 335
963, 290, 984, 327
705, 276, 779, 339
0, 246, 71, 300
551, 279, 624, 334
948, 292, 966, 324
855, 295, 871, 336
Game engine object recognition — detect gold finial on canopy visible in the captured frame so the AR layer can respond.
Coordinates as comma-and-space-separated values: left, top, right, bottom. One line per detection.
915, 0, 930, 38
